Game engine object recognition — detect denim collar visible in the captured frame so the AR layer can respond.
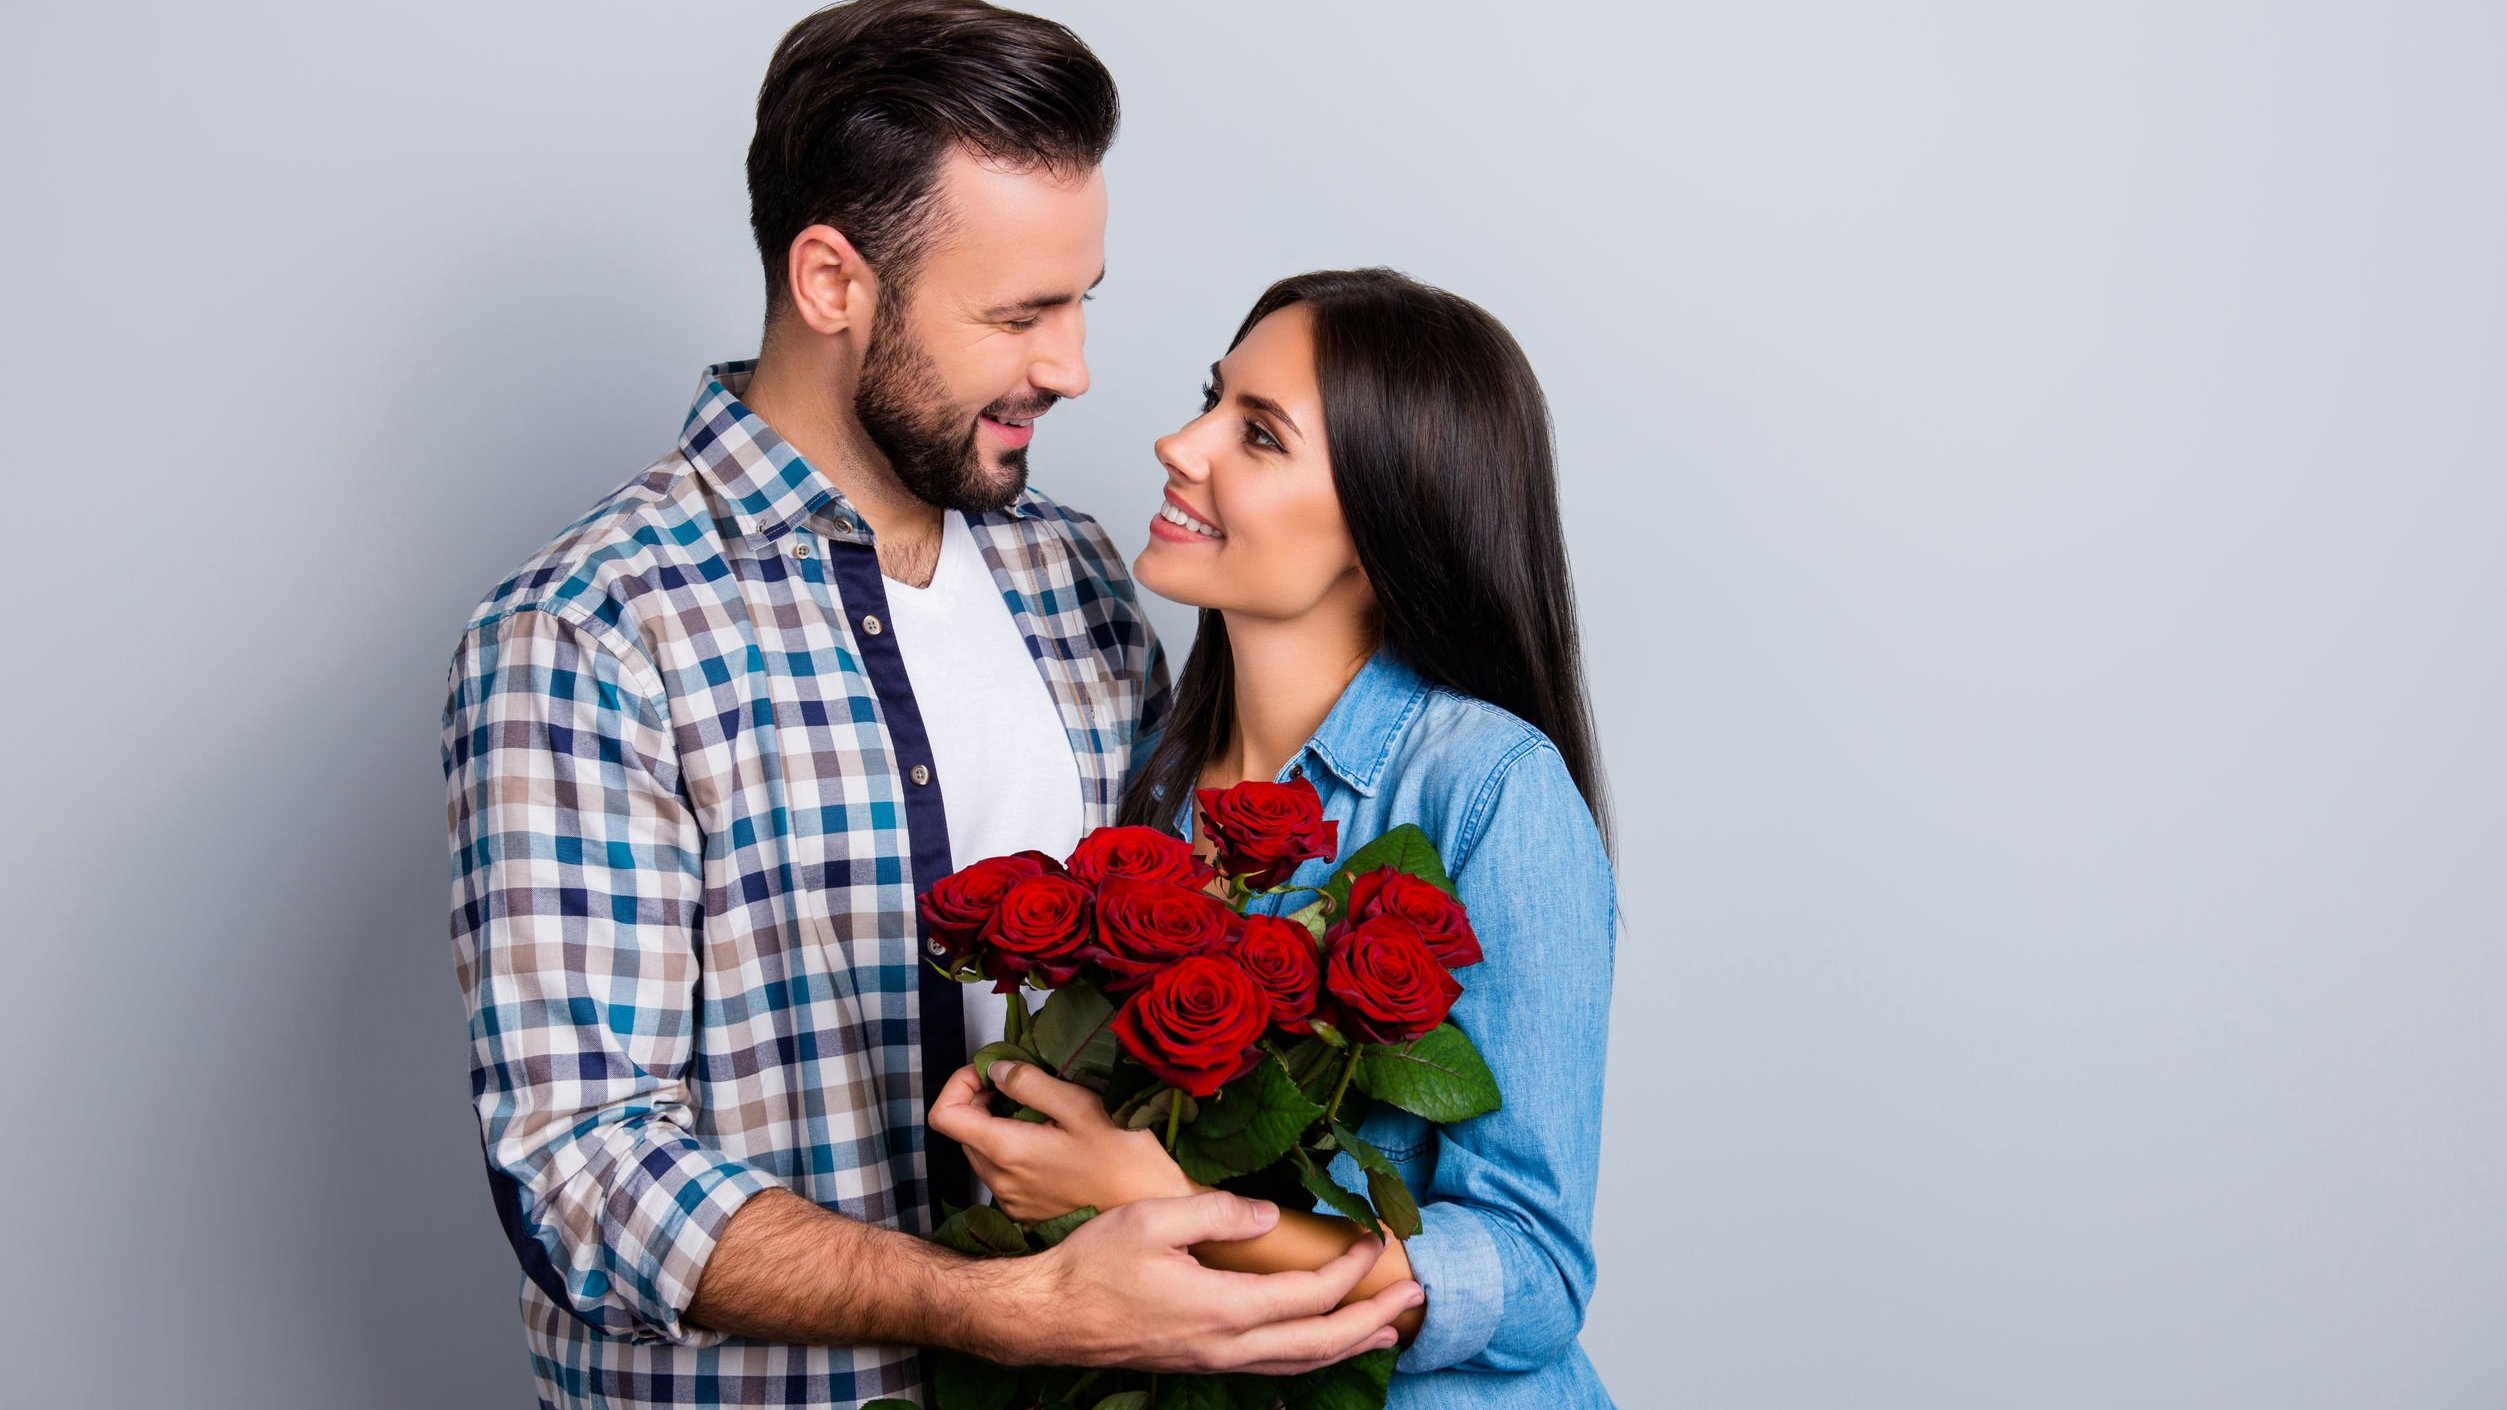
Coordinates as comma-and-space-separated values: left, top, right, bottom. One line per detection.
1292, 649, 1432, 800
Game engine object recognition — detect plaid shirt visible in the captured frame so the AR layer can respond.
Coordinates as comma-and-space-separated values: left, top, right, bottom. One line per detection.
442, 363, 1168, 1408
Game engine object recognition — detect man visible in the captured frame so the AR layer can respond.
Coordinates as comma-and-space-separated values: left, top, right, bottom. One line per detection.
440, 2, 1420, 1405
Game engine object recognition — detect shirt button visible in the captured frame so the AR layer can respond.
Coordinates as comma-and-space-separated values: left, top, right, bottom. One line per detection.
927, 938, 947, 956
862, 614, 884, 636
790, 540, 812, 560
910, 764, 931, 786
832, 518, 855, 536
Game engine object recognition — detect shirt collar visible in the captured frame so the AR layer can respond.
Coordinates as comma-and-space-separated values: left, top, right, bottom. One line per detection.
677, 360, 1041, 544
1294, 650, 1432, 799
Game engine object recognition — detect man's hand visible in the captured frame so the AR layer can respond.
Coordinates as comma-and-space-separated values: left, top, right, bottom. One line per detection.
979, 1189, 1422, 1375
930, 1059, 1198, 1222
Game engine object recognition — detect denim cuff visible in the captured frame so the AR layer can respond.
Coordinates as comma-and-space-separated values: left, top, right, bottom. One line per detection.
1393, 1201, 1504, 1372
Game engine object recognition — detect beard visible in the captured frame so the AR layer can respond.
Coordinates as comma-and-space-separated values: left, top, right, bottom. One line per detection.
853, 296, 1051, 513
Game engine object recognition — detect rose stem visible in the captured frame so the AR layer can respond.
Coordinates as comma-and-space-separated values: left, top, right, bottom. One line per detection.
1325, 1046, 1364, 1126
1004, 987, 1031, 1051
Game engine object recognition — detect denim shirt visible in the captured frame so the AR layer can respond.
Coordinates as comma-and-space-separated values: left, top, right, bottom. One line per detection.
1165, 650, 1619, 1408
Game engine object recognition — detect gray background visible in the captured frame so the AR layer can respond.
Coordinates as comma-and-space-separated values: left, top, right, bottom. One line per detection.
4, 2, 2501, 1406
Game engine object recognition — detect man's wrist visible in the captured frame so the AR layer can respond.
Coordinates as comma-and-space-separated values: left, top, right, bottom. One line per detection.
936, 1241, 1053, 1366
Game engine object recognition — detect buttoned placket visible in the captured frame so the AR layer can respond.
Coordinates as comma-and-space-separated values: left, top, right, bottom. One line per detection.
784, 513, 975, 1224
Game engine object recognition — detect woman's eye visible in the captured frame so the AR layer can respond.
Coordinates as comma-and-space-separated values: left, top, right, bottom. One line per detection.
1243, 420, 1282, 453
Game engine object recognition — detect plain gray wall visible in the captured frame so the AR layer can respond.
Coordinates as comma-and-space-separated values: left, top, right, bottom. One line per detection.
5, 2, 2501, 1406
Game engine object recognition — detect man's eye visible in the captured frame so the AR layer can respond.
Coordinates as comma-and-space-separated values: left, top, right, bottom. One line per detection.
1005, 316, 1041, 333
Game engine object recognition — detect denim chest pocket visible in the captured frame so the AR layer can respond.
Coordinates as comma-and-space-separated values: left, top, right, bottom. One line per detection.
1351, 1105, 1437, 1181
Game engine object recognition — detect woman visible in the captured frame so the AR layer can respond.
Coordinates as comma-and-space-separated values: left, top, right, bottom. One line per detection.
936, 268, 1618, 1405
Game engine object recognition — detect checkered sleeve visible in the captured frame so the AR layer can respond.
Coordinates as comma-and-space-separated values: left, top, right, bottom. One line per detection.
443, 605, 779, 1347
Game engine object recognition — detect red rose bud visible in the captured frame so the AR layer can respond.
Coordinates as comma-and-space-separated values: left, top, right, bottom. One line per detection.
918, 853, 1055, 967
1089, 877, 1238, 992
1066, 824, 1218, 890
1344, 867, 1483, 969
1231, 914, 1325, 1035
1112, 955, 1271, 1098
1194, 777, 1339, 889
977, 874, 1096, 992
1320, 915, 1463, 1045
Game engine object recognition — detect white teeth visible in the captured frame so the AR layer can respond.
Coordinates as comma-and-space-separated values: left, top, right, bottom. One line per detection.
1159, 502, 1223, 538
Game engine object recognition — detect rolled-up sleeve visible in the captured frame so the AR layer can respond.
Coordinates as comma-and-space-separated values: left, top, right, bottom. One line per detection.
1394, 738, 1617, 1374
443, 606, 778, 1347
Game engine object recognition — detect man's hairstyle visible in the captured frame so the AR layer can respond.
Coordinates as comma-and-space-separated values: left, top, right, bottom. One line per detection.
746, 0, 1120, 318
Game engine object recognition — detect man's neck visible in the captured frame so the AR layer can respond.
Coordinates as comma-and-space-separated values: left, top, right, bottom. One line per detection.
1209, 598, 1376, 790
744, 344, 945, 584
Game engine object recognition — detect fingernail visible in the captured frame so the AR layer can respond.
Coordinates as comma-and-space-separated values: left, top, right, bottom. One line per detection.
990, 1060, 1019, 1081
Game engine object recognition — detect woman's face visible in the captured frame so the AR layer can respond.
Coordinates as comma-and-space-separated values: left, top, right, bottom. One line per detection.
1134, 304, 1369, 622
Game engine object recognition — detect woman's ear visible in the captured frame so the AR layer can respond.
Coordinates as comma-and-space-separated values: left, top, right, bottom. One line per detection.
783, 224, 879, 338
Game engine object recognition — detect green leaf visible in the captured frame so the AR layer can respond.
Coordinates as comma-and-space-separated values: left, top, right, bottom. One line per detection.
1284, 1345, 1396, 1410
1321, 824, 1454, 916
1026, 1205, 1097, 1249
935, 1348, 1020, 1410
971, 1039, 1039, 1087
1331, 1122, 1420, 1240
1175, 1055, 1327, 1185
1116, 1086, 1196, 1132
1277, 1035, 1336, 1085
1090, 1393, 1150, 1410
1307, 1019, 1348, 1050
933, 1203, 1029, 1258
1291, 1147, 1378, 1235
1158, 1374, 1275, 1410
1283, 895, 1333, 943
1352, 1023, 1499, 1123
1023, 1366, 1101, 1406
1032, 981, 1121, 1090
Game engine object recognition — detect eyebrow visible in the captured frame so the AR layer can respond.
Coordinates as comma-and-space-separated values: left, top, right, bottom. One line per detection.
983, 268, 1107, 319
1208, 361, 1304, 442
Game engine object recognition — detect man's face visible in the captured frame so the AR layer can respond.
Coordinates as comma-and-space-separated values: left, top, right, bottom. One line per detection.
856, 148, 1107, 512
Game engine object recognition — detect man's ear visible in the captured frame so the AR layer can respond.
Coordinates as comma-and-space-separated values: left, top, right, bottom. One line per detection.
784, 224, 878, 337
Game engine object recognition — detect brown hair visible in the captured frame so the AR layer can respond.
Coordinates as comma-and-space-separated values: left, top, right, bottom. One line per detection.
746, 0, 1119, 316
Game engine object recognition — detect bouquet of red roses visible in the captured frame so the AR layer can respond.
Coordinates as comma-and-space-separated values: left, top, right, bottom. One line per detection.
891, 776, 1499, 1410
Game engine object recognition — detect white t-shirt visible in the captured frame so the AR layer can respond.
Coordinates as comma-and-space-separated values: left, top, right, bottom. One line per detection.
883, 510, 1087, 1064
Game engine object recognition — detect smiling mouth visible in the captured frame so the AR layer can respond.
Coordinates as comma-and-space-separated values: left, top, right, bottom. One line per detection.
1157, 500, 1223, 538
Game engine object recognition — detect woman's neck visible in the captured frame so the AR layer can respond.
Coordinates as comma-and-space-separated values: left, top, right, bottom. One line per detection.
1208, 603, 1377, 790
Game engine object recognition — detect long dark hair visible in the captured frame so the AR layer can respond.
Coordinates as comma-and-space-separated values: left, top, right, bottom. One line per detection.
1118, 268, 1612, 855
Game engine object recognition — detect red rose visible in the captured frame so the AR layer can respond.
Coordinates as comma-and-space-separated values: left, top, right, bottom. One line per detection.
1196, 777, 1338, 890
977, 874, 1096, 992
1066, 825, 1218, 890
1231, 915, 1325, 1035
1320, 915, 1463, 1045
918, 852, 1057, 968
1089, 878, 1238, 993
1111, 955, 1270, 1097
1344, 867, 1482, 969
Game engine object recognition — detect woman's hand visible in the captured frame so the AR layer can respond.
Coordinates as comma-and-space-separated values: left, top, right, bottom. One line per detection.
928, 1059, 1204, 1225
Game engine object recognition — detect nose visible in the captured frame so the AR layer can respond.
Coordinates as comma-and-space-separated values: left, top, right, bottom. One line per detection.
1028, 311, 1090, 401
1153, 426, 1207, 484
